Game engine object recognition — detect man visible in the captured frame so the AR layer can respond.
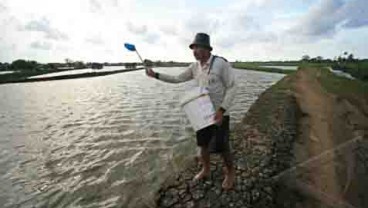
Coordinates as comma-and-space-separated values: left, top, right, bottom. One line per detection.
146, 33, 237, 190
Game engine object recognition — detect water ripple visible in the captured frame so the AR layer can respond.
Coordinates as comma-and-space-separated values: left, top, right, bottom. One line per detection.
0, 68, 284, 207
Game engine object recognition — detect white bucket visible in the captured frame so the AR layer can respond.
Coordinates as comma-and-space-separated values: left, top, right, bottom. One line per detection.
180, 87, 216, 131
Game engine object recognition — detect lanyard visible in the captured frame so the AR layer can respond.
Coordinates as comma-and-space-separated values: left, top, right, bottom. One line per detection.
207, 55, 217, 74
198, 56, 217, 89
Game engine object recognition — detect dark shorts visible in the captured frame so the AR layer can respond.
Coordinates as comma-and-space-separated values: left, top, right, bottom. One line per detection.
196, 116, 230, 153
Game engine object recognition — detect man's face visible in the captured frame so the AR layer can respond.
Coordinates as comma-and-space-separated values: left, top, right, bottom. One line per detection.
192, 45, 210, 61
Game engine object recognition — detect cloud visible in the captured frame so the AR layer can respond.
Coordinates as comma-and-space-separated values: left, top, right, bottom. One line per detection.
160, 25, 178, 36
236, 15, 261, 31
45, 29, 68, 40
0, 2, 7, 12
89, 0, 120, 12
341, 0, 368, 28
30, 41, 52, 50
1, 0, 367, 62
185, 13, 219, 34
126, 22, 147, 35
109, 0, 118, 7
85, 36, 104, 45
216, 30, 277, 50
143, 33, 160, 44
288, 0, 368, 40
23, 17, 68, 40
245, 31, 278, 43
89, 0, 102, 12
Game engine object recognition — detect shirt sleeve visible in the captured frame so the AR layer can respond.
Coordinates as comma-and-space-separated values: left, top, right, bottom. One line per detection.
157, 64, 194, 83
220, 61, 237, 111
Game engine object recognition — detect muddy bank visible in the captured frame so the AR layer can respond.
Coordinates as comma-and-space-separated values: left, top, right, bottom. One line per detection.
288, 68, 368, 208
156, 70, 300, 207
0, 67, 144, 84
156, 67, 368, 208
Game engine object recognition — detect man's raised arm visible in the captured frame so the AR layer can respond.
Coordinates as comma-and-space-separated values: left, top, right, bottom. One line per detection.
146, 64, 194, 83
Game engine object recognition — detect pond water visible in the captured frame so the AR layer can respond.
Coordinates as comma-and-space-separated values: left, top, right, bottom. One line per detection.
0, 67, 284, 207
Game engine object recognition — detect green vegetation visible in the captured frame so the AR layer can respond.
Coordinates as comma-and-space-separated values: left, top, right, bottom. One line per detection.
232, 62, 296, 74
312, 67, 368, 101
0, 68, 77, 84
9, 59, 42, 71
234, 60, 300, 66
300, 52, 368, 81
332, 61, 368, 81
234, 52, 368, 81
297, 60, 368, 82
144, 59, 190, 67
0, 59, 125, 84
0, 59, 63, 83
1, 52, 367, 84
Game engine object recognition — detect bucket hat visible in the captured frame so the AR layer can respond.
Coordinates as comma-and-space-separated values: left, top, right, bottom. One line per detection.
189, 33, 212, 51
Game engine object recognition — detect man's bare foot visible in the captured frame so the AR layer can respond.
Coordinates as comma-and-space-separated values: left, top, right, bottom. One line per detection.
193, 168, 210, 181
222, 168, 235, 190
194, 155, 203, 166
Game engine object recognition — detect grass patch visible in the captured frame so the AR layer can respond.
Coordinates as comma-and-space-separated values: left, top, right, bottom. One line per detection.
333, 61, 368, 81
244, 72, 298, 134
234, 60, 368, 82
297, 60, 368, 82
234, 61, 300, 66
298, 62, 332, 68
0, 68, 74, 84
233, 62, 295, 74
315, 67, 367, 96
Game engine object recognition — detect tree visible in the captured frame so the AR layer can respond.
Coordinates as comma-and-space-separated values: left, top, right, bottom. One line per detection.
155, 60, 162, 66
316, 56, 323, 62
125, 62, 137, 69
47, 63, 58, 70
73, 61, 86, 69
144, 59, 153, 67
301, 55, 310, 61
10, 59, 39, 71
65, 58, 73, 67
347, 53, 354, 62
337, 56, 343, 62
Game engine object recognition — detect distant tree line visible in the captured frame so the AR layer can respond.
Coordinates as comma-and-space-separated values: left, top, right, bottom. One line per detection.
143, 59, 189, 67
301, 52, 368, 81
0, 59, 111, 72
0, 62, 10, 71
301, 52, 358, 63
0, 58, 190, 72
0, 59, 43, 71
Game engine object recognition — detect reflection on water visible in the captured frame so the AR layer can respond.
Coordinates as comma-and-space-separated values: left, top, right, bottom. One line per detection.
260, 65, 298, 70
28, 66, 127, 79
0, 67, 284, 207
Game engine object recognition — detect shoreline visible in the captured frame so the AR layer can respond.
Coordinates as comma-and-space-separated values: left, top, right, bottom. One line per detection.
0, 64, 297, 86
156, 68, 300, 207
0, 67, 145, 85
156, 67, 368, 207
232, 63, 296, 74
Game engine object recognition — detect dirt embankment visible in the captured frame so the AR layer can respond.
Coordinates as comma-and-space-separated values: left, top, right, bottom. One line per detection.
156, 68, 368, 208
288, 68, 368, 208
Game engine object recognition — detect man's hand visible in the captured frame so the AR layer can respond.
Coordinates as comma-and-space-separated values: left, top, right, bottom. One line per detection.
214, 108, 225, 125
146, 68, 156, 78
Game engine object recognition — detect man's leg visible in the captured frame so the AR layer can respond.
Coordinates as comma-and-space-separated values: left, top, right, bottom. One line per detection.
209, 116, 235, 189
194, 145, 211, 180
194, 125, 214, 181
221, 151, 235, 190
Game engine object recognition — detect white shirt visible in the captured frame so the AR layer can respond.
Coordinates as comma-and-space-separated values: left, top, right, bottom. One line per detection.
157, 54, 237, 116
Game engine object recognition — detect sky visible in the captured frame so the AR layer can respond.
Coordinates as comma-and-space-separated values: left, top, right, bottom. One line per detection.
0, 0, 367, 63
